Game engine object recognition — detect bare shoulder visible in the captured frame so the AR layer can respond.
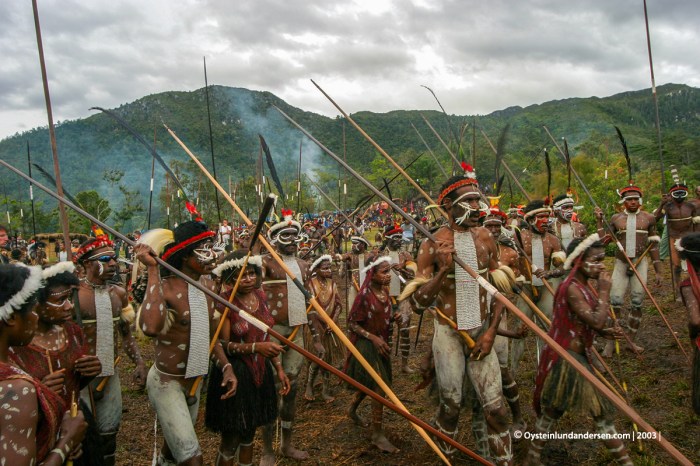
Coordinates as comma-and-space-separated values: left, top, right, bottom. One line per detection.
110, 284, 128, 302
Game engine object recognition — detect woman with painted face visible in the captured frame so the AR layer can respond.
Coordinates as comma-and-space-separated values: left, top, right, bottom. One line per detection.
0, 263, 88, 465
344, 257, 399, 453
524, 234, 631, 466
303, 255, 345, 402
205, 250, 290, 466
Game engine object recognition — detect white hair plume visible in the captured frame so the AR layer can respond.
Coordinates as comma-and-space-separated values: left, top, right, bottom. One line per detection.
212, 255, 263, 277
41, 261, 76, 280
310, 255, 333, 273
0, 265, 44, 321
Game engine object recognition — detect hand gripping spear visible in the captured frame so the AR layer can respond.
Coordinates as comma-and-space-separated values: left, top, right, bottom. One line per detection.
0, 158, 488, 466
185, 193, 277, 405
273, 106, 693, 466
161, 126, 456, 465
542, 126, 689, 364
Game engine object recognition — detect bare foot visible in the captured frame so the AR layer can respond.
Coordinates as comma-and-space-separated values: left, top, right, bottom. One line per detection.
626, 342, 644, 354
322, 392, 335, 403
602, 340, 615, 358
401, 365, 415, 374
304, 387, 315, 401
259, 453, 275, 466
371, 432, 399, 453
348, 410, 369, 427
281, 445, 309, 461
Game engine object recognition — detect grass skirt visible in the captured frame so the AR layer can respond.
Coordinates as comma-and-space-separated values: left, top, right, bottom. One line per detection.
304, 325, 346, 367
205, 356, 278, 439
344, 338, 391, 392
540, 350, 615, 418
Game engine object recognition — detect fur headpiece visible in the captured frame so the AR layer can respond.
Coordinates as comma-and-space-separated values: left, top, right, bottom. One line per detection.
361, 256, 393, 276
437, 162, 479, 205
0, 264, 43, 321
383, 224, 403, 238
351, 236, 371, 248
41, 261, 76, 280
211, 255, 263, 277
563, 233, 600, 270
73, 225, 114, 264
310, 254, 332, 273
162, 221, 215, 262
268, 208, 301, 239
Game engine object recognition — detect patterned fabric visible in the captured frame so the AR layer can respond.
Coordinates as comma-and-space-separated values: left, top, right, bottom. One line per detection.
0, 362, 64, 462
531, 234, 545, 286
347, 268, 392, 344
625, 212, 637, 257
533, 278, 597, 414
185, 283, 210, 379
283, 256, 307, 327
95, 287, 114, 376
454, 230, 482, 331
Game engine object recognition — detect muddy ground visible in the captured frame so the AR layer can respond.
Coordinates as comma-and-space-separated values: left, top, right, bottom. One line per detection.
115, 258, 699, 465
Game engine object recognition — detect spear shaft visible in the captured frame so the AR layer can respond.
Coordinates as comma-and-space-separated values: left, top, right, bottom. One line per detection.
31, 0, 72, 259
410, 123, 448, 178
26, 142, 37, 237
419, 114, 461, 169
273, 105, 693, 466
204, 57, 222, 223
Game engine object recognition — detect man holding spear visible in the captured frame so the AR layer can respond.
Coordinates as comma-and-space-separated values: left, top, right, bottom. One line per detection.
400, 164, 515, 465
135, 220, 237, 466
596, 182, 661, 356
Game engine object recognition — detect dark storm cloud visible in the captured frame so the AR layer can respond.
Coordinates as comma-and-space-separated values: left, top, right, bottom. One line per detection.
0, 0, 698, 139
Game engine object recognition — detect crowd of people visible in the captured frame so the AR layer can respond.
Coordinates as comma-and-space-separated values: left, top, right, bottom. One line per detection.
0, 168, 698, 466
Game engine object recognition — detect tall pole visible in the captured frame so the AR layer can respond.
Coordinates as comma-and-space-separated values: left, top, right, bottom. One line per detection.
147, 127, 156, 230
643, 0, 666, 193
203, 56, 222, 223
296, 140, 302, 214
32, 0, 72, 259
26, 142, 37, 237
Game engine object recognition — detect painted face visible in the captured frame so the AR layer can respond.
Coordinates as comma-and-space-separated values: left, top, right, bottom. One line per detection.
581, 248, 606, 279
84, 246, 117, 281
449, 188, 486, 227
387, 234, 403, 250
318, 261, 332, 279
623, 196, 641, 213
372, 262, 392, 287
530, 212, 550, 234
352, 242, 366, 254
556, 204, 574, 221
233, 267, 259, 294
38, 284, 74, 324
185, 240, 216, 274
671, 189, 688, 201
484, 221, 502, 240
0, 230, 8, 248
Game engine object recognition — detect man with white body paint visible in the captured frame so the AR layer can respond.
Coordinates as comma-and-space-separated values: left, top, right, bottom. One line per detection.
402, 165, 515, 465
135, 220, 236, 466
73, 230, 147, 466
510, 199, 566, 375
595, 183, 661, 356
260, 209, 321, 465
551, 194, 587, 251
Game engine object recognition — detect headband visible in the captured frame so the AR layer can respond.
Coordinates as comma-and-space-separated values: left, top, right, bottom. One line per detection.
161, 231, 216, 262
0, 265, 43, 321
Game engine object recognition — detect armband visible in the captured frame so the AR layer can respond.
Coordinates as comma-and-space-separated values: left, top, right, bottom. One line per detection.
693, 216, 700, 225
50, 448, 66, 463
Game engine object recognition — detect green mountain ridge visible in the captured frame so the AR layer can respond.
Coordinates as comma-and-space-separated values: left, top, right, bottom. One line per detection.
0, 83, 698, 233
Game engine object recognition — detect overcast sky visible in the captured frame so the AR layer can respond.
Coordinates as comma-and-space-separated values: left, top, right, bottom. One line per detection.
1, 0, 698, 141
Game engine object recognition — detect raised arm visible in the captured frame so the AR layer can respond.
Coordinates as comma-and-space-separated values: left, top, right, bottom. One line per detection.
134, 244, 168, 336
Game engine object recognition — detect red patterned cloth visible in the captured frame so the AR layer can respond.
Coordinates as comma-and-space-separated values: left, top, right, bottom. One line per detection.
0, 361, 64, 461
346, 268, 392, 345
533, 277, 597, 415
10, 322, 88, 407
218, 288, 275, 387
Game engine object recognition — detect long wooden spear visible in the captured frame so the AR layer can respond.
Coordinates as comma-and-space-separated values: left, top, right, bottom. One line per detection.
0, 159, 484, 465
311, 80, 447, 218
26, 142, 37, 238
419, 114, 462, 169
31, 0, 72, 258
273, 105, 693, 465
420, 85, 461, 171
543, 126, 689, 363
147, 127, 157, 230
163, 126, 453, 465
203, 56, 222, 223
410, 123, 448, 178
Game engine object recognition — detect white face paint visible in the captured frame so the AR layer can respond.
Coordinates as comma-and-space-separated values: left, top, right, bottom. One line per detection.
452, 191, 489, 226
193, 244, 216, 264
